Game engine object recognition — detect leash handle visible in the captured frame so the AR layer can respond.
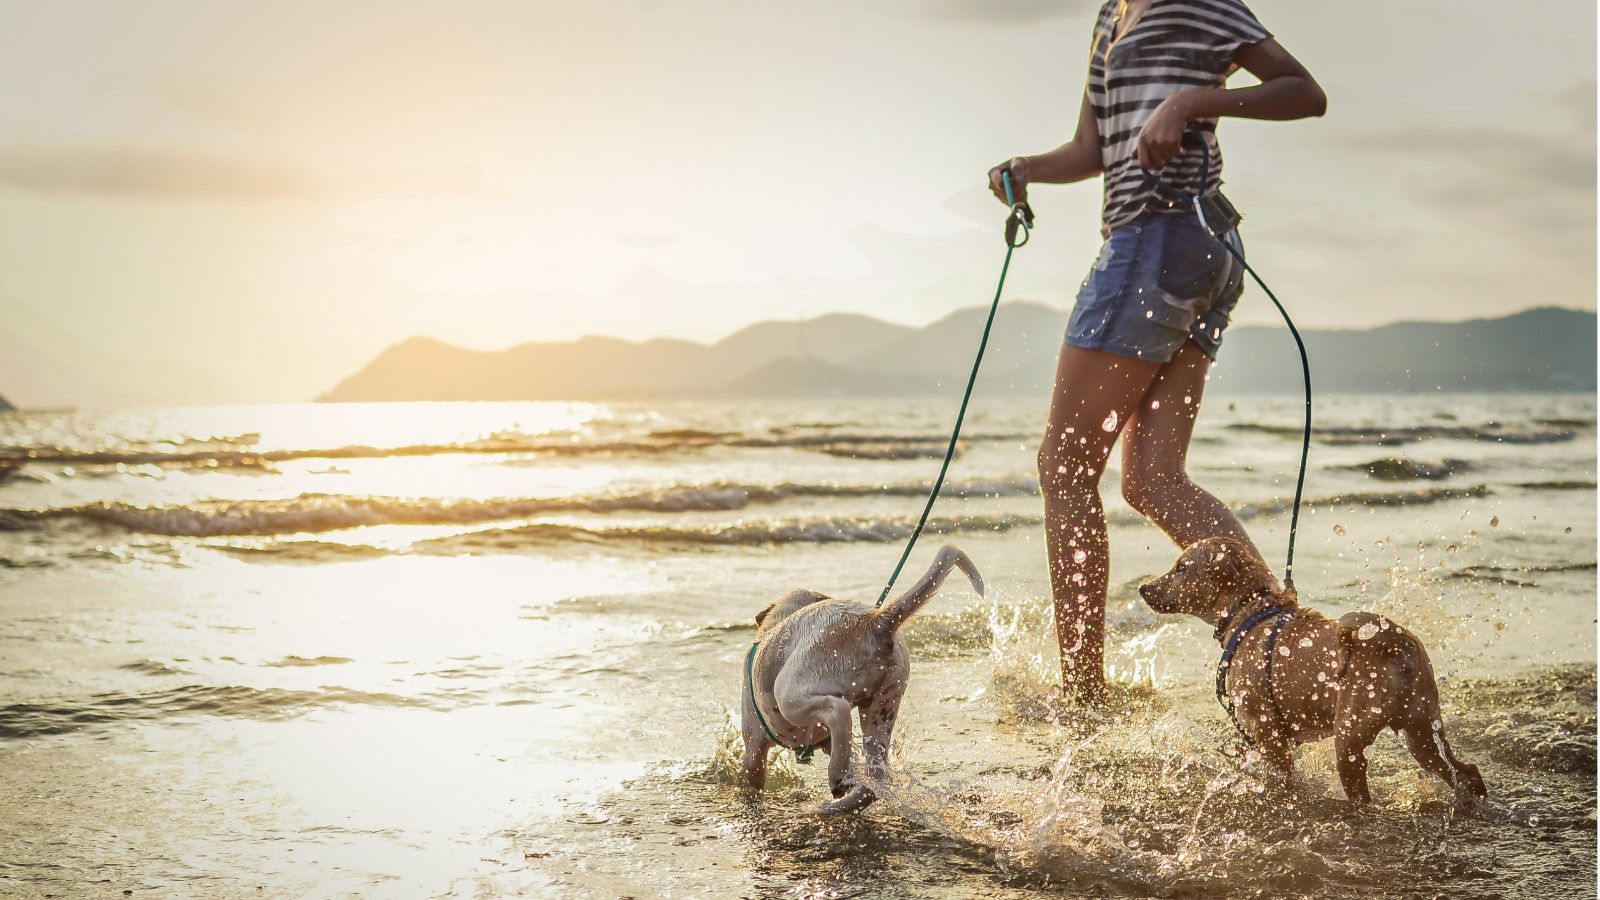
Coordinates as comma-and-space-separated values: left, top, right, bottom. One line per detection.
1002, 169, 1034, 248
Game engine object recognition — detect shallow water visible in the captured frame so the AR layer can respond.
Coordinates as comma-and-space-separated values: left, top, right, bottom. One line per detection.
0, 395, 1593, 898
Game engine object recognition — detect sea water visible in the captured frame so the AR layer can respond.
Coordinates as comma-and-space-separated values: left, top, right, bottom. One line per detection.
0, 394, 1592, 898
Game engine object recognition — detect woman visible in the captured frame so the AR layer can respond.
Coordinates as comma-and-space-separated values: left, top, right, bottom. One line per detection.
988, 0, 1326, 704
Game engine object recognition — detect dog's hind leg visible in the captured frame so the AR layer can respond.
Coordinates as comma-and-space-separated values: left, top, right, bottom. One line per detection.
820, 679, 908, 815
784, 694, 866, 816
1334, 713, 1385, 804
1402, 719, 1487, 803
860, 680, 905, 788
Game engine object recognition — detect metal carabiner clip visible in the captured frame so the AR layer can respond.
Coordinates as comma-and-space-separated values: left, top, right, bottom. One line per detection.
1193, 195, 1215, 237
1001, 170, 1034, 248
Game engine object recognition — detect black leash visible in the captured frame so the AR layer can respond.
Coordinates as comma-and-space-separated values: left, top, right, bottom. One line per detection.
1143, 140, 1312, 593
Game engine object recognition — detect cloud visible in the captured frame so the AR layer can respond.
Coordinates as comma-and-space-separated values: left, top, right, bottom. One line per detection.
148, 76, 269, 125
0, 145, 320, 202
1336, 109, 1595, 251
894, 0, 1099, 25
618, 232, 678, 248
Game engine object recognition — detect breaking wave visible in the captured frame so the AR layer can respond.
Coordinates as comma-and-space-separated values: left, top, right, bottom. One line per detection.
0, 430, 1032, 469
9, 479, 1488, 541
0, 683, 433, 740
1343, 457, 1471, 481
11, 478, 1040, 537
415, 514, 1037, 550
1230, 423, 1576, 446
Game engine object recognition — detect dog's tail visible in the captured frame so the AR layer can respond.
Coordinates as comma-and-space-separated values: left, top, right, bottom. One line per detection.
872, 545, 984, 638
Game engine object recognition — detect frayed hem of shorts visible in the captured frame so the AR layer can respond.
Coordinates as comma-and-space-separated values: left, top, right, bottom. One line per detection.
1063, 334, 1221, 364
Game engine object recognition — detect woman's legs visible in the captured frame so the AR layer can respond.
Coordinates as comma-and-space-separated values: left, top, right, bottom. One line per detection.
1040, 338, 1262, 704
1037, 346, 1161, 704
1120, 339, 1261, 557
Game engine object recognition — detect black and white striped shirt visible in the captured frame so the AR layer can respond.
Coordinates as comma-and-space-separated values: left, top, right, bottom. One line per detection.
1087, 0, 1271, 230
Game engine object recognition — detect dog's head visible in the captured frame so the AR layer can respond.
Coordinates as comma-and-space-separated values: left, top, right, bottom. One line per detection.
1139, 536, 1283, 619
754, 589, 827, 635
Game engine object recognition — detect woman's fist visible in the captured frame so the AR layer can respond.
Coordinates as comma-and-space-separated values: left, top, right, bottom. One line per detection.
1135, 92, 1196, 170
988, 157, 1029, 206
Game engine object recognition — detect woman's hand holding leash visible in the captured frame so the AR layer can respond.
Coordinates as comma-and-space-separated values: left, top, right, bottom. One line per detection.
1135, 90, 1210, 169
988, 157, 1029, 206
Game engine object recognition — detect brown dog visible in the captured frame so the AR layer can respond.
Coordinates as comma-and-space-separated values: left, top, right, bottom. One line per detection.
1140, 536, 1487, 804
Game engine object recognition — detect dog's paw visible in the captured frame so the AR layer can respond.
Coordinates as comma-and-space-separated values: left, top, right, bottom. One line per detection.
818, 785, 876, 817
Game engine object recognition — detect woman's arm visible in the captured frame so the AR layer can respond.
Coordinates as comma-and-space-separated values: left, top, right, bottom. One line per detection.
1135, 38, 1326, 169
988, 91, 1103, 205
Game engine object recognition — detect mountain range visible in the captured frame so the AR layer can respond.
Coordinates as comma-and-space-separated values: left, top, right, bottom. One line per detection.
321, 305, 1596, 401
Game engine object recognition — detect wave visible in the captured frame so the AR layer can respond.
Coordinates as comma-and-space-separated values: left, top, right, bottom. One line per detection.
414, 513, 1039, 551
12, 478, 1041, 537
1450, 560, 1598, 587
0, 683, 431, 740
1344, 457, 1470, 481
8, 477, 1494, 549
1515, 480, 1596, 491
1230, 422, 1576, 446
1234, 483, 1490, 519
0, 430, 1033, 470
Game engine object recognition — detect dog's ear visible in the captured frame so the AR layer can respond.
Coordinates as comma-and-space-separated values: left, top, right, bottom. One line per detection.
754, 603, 775, 627
1213, 538, 1279, 597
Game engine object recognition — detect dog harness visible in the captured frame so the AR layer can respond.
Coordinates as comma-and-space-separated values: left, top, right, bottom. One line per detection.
1214, 599, 1295, 749
743, 641, 826, 764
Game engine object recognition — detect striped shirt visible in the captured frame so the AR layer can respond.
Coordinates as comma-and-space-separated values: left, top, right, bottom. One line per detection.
1087, 0, 1271, 230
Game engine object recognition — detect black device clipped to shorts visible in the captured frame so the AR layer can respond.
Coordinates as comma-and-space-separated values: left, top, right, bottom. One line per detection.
1193, 189, 1241, 237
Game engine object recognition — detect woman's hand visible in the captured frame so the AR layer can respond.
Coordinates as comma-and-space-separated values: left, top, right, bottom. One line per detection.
1134, 91, 1203, 169
987, 157, 1029, 206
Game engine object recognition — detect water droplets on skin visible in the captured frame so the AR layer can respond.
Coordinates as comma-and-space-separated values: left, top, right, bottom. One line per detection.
1101, 412, 1119, 432
1333, 524, 1346, 536
1073, 549, 1088, 564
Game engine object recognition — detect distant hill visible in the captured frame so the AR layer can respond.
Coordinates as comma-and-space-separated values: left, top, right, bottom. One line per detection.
0, 394, 11, 412
321, 305, 1597, 401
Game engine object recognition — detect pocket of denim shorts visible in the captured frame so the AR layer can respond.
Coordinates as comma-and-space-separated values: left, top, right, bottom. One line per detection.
1156, 221, 1228, 300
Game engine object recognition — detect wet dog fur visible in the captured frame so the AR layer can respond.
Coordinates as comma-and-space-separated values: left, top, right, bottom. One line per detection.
1140, 536, 1487, 805
741, 545, 983, 815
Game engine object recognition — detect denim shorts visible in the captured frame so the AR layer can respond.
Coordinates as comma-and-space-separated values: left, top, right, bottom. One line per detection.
1065, 209, 1246, 363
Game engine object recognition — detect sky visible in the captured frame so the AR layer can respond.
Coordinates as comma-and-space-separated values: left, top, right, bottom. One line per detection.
0, 0, 1593, 408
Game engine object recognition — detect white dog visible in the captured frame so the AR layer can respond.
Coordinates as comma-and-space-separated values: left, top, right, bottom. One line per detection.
740, 545, 984, 814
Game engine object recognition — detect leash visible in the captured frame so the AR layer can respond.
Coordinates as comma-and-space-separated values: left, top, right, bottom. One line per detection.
746, 176, 1031, 764
1144, 140, 1312, 593
872, 171, 1033, 608
1214, 603, 1295, 747
742, 169, 1030, 755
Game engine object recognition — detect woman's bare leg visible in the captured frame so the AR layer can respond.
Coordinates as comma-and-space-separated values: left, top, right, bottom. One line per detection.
1037, 346, 1161, 704
1119, 339, 1261, 558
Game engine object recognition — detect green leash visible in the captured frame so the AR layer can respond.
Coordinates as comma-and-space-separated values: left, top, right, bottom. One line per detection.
745, 174, 1033, 763
872, 170, 1033, 608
